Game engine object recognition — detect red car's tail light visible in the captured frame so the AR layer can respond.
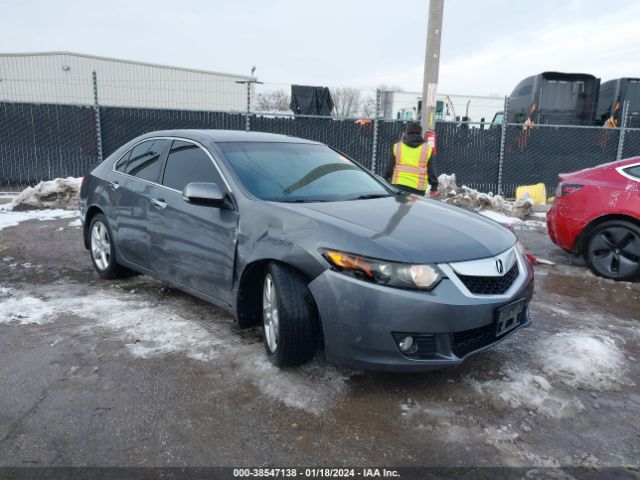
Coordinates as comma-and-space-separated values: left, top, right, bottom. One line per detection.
556, 183, 583, 196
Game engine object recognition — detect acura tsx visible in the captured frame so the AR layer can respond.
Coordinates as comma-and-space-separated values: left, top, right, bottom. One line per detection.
79, 130, 534, 371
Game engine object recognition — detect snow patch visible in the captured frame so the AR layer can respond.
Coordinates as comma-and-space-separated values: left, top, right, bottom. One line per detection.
0, 283, 353, 414
240, 353, 353, 415
0, 296, 53, 324
0, 209, 79, 230
0, 286, 227, 361
0, 287, 15, 297
479, 210, 523, 225
2, 177, 81, 211
436, 173, 536, 220
466, 369, 584, 418
538, 332, 629, 390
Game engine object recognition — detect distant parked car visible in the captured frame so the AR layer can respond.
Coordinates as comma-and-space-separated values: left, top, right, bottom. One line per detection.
547, 158, 640, 280
80, 130, 534, 371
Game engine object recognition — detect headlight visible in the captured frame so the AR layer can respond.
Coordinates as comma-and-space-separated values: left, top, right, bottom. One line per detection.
320, 248, 442, 291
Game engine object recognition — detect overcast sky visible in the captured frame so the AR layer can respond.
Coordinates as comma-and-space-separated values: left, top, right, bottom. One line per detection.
2, 0, 639, 96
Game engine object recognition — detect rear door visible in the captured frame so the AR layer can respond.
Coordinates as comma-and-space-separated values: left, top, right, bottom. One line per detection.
111, 138, 170, 269
149, 139, 238, 304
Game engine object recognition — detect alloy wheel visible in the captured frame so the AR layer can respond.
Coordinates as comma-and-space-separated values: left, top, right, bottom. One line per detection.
262, 273, 279, 353
91, 221, 111, 271
588, 226, 640, 277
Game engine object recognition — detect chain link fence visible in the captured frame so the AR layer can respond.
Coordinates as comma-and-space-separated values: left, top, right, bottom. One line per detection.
1, 74, 640, 196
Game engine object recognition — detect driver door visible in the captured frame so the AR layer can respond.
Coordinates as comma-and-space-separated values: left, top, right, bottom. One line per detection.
148, 139, 238, 305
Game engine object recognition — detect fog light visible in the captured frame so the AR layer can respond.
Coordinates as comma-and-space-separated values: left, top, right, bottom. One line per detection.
398, 336, 414, 352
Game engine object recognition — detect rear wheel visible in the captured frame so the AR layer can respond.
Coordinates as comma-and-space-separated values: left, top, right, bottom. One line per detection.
262, 263, 319, 367
584, 220, 640, 281
89, 214, 131, 279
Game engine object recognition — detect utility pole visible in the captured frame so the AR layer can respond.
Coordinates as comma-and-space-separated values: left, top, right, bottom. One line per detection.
420, 0, 444, 132
236, 66, 263, 132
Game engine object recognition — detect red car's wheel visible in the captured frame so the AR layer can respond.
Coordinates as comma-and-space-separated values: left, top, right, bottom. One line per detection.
584, 220, 640, 281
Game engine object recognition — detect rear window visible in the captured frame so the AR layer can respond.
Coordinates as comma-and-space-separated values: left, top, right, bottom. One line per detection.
114, 150, 130, 172
125, 139, 169, 182
623, 165, 640, 180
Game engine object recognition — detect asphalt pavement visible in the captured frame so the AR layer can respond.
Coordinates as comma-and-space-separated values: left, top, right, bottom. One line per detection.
0, 216, 639, 473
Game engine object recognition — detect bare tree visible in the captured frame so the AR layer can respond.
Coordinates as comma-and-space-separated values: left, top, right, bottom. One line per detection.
330, 85, 405, 118
359, 95, 377, 117
330, 87, 362, 118
256, 89, 291, 112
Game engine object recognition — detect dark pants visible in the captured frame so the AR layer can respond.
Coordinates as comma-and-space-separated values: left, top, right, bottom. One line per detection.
393, 184, 426, 196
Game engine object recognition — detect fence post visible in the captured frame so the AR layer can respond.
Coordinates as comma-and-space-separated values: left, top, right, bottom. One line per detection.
497, 95, 508, 196
92, 71, 103, 162
371, 89, 381, 174
616, 101, 630, 161
245, 82, 251, 132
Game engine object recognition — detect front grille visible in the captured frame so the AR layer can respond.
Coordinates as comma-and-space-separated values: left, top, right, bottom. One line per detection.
451, 324, 496, 357
457, 262, 519, 295
451, 306, 526, 357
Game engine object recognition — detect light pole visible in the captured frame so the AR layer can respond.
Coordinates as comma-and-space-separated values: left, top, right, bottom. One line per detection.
420, 0, 444, 132
236, 67, 263, 132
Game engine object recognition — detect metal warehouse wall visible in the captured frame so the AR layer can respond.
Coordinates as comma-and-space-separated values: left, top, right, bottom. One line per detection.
0, 52, 253, 111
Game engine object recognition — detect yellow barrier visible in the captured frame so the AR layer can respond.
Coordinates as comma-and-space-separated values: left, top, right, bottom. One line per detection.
515, 183, 547, 205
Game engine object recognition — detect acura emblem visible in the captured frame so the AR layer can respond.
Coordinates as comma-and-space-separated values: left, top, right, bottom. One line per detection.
496, 259, 504, 274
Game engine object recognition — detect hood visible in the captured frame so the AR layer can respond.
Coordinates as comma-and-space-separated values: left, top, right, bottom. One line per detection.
402, 133, 424, 148
277, 196, 516, 264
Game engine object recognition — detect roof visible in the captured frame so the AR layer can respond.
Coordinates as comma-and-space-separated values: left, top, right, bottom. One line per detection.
0, 51, 254, 81
139, 129, 320, 144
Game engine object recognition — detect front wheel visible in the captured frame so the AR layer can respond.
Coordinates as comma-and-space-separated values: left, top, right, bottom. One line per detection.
262, 263, 320, 367
584, 220, 640, 281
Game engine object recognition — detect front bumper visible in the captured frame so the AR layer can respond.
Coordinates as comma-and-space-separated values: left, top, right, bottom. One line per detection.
308, 251, 534, 372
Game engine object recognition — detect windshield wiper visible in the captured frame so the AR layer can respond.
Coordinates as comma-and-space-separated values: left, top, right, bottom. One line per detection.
273, 198, 331, 203
348, 193, 392, 201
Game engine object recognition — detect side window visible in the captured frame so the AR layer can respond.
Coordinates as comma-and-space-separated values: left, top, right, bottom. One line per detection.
162, 140, 224, 192
518, 85, 532, 97
114, 150, 131, 172
623, 165, 640, 180
125, 139, 169, 183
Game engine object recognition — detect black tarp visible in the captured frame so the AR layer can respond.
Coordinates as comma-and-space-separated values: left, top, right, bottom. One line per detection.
289, 85, 334, 116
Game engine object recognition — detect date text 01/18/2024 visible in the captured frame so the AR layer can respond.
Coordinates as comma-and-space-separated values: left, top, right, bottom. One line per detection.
232, 468, 400, 477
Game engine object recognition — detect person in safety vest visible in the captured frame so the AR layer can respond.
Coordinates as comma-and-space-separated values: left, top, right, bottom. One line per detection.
383, 122, 438, 196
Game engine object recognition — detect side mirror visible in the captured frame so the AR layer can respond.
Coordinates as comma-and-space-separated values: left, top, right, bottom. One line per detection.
182, 182, 225, 207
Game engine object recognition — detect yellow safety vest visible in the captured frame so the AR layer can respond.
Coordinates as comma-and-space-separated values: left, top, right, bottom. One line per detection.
391, 142, 432, 191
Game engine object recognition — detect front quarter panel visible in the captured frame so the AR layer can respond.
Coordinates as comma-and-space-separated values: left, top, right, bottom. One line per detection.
234, 202, 329, 284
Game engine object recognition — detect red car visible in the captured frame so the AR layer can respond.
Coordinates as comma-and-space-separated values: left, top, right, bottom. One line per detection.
547, 157, 640, 281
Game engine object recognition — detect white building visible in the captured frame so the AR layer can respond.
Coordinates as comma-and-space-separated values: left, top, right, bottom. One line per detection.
380, 90, 505, 124
0, 51, 254, 111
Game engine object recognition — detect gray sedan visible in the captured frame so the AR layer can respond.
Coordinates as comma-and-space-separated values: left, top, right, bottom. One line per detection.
79, 130, 534, 371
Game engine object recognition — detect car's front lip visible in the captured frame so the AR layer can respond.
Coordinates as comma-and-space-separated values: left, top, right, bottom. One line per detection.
307, 249, 534, 372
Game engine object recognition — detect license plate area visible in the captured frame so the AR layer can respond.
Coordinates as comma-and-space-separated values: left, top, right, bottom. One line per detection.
496, 299, 526, 337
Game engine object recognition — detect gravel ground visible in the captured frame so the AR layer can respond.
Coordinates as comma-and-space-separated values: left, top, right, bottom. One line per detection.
0, 213, 639, 473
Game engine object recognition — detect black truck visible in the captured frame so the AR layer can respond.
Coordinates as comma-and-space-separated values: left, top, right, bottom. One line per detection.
596, 78, 640, 128
507, 72, 600, 126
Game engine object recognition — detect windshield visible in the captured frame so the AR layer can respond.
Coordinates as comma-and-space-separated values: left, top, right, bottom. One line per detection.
219, 142, 391, 202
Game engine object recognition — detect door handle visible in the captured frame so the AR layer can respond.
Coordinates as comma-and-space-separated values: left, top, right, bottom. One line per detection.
151, 199, 167, 210
108, 181, 119, 191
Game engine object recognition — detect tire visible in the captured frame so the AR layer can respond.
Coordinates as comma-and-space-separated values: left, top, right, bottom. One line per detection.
261, 262, 320, 367
88, 214, 131, 279
584, 220, 640, 281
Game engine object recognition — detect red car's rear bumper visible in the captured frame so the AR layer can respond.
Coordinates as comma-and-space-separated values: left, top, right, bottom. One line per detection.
547, 200, 585, 253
